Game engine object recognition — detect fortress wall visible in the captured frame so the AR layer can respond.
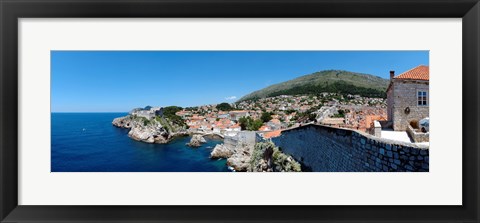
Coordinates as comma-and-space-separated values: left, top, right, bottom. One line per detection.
224, 131, 259, 148
271, 124, 429, 172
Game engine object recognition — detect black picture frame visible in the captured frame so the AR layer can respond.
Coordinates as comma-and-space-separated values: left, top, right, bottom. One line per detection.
1, 0, 479, 222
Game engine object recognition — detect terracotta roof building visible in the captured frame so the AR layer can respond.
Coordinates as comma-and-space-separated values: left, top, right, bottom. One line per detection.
393, 65, 429, 81
386, 65, 429, 131
263, 130, 282, 139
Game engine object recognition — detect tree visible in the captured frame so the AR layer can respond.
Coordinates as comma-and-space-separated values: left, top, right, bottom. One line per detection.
239, 117, 249, 130
250, 119, 263, 131
294, 112, 317, 123
163, 106, 183, 116
266, 81, 386, 99
332, 109, 348, 118
239, 117, 263, 131
261, 112, 273, 123
185, 106, 198, 111
216, 102, 233, 111
162, 106, 186, 127
285, 109, 296, 115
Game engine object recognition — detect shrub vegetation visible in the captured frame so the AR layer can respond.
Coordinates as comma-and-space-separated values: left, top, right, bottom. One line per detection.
216, 102, 234, 111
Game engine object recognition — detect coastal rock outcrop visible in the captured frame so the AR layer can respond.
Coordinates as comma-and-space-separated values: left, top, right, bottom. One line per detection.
187, 134, 207, 147
127, 119, 171, 144
210, 144, 234, 158
128, 124, 171, 143
112, 116, 133, 128
208, 131, 258, 171
226, 144, 253, 172
113, 114, 187, 144
248, 141, 301, 172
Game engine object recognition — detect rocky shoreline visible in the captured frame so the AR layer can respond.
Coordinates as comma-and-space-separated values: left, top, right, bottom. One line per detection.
209, 131, 301, 172
186, 134, 207, 147
113, 114, 301, 172
112, 115, 187, 144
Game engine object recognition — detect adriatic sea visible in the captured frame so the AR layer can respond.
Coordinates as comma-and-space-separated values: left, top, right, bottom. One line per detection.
51, 113, 228, 172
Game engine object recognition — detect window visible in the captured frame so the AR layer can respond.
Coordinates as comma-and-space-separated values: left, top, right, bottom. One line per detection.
417, 91, 428, 106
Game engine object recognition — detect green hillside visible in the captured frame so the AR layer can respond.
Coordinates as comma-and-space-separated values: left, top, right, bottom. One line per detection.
238, 70, 390, 101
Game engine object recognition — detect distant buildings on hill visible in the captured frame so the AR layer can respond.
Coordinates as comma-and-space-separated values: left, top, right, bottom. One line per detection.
129, 107, 163, 119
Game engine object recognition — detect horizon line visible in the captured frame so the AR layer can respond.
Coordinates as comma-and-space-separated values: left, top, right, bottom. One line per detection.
51, 111, 129, 113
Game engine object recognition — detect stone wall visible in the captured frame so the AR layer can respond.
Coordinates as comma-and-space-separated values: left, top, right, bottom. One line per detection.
271, 124, 429, 172
388, 79, 429, 131
224, 131, 258, 148
372, 120, 381, 137
387, 84, 394, 124
406, 125, 429, 143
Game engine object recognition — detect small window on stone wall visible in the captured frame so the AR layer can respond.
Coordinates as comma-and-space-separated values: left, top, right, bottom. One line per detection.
417, 91, 428, 106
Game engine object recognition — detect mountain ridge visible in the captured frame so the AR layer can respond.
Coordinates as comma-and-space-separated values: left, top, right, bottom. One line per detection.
238, 70, 390, 101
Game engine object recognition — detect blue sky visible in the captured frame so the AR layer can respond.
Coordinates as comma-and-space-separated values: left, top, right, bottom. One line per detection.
51, 51, 428, 112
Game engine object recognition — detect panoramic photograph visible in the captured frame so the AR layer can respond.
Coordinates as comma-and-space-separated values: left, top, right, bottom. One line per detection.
51, 51, 429, 172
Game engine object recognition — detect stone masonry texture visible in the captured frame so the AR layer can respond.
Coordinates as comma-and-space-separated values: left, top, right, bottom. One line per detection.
272, 124, 429, 172
388, 79, 429, 131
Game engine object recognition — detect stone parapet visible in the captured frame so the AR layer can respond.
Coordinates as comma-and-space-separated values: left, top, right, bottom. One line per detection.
272, 124, 428, 172
373, 120, 381, 137
406, 125, 429, 143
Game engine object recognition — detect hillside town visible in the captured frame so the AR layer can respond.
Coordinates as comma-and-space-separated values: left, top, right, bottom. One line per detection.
129, 65, 429, 146
114, 65, 429, 172
172, 93, 386, 138
129, 93, 386, 139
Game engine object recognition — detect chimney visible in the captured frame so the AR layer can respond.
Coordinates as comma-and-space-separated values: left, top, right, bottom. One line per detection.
390, 71, 395, 79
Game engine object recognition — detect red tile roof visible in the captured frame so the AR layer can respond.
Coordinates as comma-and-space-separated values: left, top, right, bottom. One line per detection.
269, 119, 281, 125
259, 125, 270, 131
394, 65, 429, 81
263, 130, 282, 139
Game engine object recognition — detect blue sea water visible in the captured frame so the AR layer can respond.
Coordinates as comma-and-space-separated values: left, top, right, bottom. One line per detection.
51, 113, 228, 172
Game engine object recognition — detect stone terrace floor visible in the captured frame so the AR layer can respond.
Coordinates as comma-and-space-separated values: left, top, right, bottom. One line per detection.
380, 129, 430, 147
381, 129, 413, 143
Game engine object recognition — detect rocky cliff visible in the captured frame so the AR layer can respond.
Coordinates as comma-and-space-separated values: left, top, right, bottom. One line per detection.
112, 115, 187, 144
209, 131, 257, 171
210, 144, 234, 158
248, 141, 301, 172
187, 134, 207, 147
209, 132, 302, 172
